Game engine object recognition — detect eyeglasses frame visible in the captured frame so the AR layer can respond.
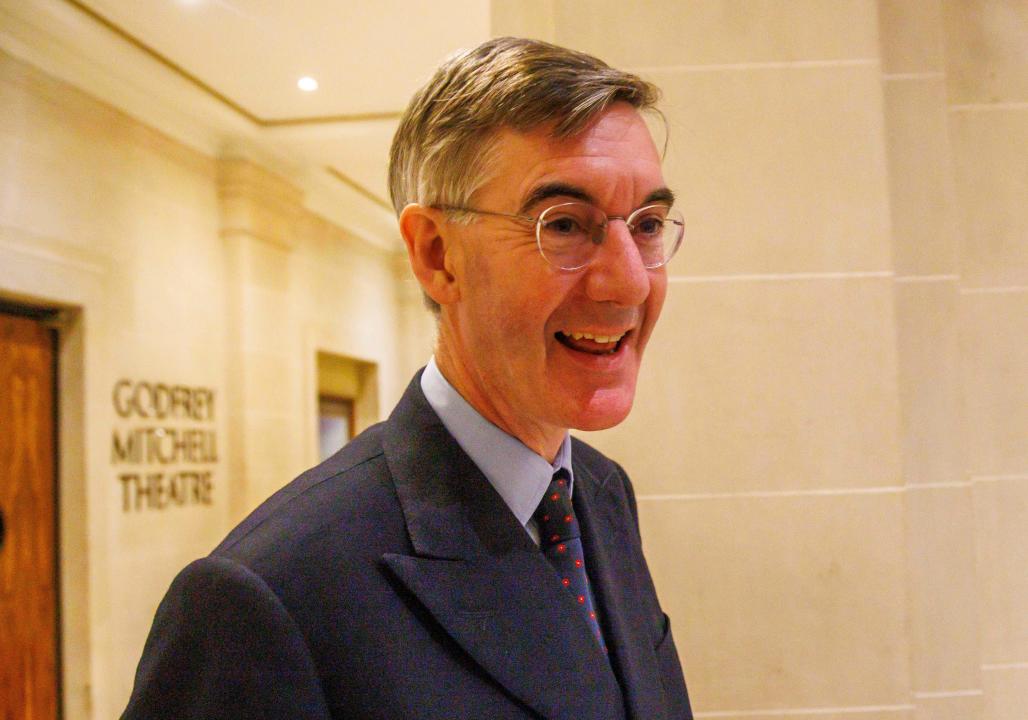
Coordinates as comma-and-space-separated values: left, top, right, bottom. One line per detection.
433, 201, 684, 271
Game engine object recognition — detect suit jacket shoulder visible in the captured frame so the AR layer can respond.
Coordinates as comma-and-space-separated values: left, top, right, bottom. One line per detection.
212, 422, 408, 573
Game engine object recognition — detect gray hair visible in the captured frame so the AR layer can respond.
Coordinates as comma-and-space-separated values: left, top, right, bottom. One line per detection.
388, 36, 662, 312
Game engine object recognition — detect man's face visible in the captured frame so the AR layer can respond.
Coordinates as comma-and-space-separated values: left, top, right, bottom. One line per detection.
437, 103, 669, 453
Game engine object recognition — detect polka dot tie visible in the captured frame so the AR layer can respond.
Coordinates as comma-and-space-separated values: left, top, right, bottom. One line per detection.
533, 469, 606, 652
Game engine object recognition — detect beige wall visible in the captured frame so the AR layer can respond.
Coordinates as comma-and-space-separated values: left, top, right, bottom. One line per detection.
493, 2, 1027, 719
0, 50, 432, 719
939, 3, 1028, 719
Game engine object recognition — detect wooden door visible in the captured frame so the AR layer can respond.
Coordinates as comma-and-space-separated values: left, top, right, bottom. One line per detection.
0, 312, 57, 720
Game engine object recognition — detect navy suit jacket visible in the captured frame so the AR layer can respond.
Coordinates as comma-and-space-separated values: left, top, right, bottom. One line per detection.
122, 373, 691, 719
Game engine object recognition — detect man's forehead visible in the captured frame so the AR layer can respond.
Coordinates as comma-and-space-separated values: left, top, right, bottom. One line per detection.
480, 107, 666, 211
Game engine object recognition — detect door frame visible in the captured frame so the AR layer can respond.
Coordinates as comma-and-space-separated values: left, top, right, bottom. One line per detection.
0, 231, 103, 720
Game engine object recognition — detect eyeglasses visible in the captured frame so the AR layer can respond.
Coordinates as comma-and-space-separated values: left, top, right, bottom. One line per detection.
435, 201, 685, 271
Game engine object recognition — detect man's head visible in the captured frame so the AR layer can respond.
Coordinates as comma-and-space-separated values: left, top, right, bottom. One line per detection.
389, 37, 663, 256
391, 37, 675, 457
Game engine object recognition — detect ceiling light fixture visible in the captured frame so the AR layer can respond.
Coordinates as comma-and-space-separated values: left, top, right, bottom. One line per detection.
297, 76, 319, 92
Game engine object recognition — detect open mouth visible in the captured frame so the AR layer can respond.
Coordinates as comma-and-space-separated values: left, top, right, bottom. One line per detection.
555, 330, 629, 355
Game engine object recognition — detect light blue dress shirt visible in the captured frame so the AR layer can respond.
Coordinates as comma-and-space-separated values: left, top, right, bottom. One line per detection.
420, 357, 574, 545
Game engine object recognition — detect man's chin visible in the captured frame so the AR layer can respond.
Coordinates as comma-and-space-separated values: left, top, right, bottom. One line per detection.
563, 389, 636, 432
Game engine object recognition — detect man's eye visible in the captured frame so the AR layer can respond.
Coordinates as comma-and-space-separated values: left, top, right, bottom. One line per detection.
544, 217, 585, 235
634, 217, 664, 236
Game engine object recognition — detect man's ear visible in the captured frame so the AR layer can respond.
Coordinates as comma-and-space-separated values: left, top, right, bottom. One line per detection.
399, 204, 460, 307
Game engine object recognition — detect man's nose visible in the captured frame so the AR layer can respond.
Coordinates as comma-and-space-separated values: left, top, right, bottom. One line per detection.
583, 220, 651, 306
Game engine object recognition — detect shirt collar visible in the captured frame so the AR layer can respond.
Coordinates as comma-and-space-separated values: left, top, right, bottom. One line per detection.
420, 357, 574, 528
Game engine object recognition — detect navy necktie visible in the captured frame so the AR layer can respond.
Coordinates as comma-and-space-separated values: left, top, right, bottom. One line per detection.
533, 468, 606, 652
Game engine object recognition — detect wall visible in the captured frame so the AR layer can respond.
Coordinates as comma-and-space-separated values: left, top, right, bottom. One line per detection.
496, 2, 1028, 719
938, 3, 1028, 719
0, 49, 431, 719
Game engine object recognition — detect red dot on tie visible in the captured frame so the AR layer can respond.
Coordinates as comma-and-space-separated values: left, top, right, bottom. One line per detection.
557, 544, 566, 553
558, 479, 566, 486
550, 534, 560, 542
589, 611, 597, 619
550, 493, 560, 501
543, 514, 549, 522
562, 578, 570, 587
574, 559, 583, 568
577, 595, 585, 604
564, 514, 572, 523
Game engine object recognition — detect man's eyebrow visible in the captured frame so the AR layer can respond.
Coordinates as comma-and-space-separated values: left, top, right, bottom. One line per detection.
519, 183, 678, 215
644, 187, 676, 206
518, 183, 594, 214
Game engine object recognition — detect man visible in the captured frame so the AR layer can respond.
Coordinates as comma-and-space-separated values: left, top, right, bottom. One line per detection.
123, 37, 691, 719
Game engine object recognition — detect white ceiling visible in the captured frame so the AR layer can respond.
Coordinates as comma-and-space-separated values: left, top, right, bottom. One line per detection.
0, 0, 497, 244
82, 0, 491, 121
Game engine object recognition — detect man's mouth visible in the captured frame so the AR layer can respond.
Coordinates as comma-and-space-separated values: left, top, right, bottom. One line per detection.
555, 330, 629, 355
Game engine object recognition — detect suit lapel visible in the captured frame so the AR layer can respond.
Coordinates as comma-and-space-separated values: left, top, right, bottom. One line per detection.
380, 376, 624, 720
573, 453, 670, 720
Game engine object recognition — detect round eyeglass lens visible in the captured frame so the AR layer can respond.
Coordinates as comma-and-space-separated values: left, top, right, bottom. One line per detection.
536, 203, 601, 270
627, 204, 684, 269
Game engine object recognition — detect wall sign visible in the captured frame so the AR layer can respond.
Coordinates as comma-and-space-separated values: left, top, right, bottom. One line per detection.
111, 379, 217, 511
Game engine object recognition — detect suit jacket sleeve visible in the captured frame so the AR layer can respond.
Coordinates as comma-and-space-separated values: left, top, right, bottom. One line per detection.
121, 556, 332, 720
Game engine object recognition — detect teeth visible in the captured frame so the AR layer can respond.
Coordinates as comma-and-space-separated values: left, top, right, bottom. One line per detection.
561, 330, 626, 344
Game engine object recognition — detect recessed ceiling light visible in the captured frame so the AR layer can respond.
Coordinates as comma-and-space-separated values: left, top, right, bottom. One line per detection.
297, 76, 319, 92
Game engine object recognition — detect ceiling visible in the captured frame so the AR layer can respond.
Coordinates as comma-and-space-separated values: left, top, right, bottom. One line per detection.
0, 0, 499, 246
78, 0, 491, 121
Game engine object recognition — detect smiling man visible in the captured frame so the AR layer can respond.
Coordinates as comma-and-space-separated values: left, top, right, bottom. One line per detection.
123, 37, 691, 720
